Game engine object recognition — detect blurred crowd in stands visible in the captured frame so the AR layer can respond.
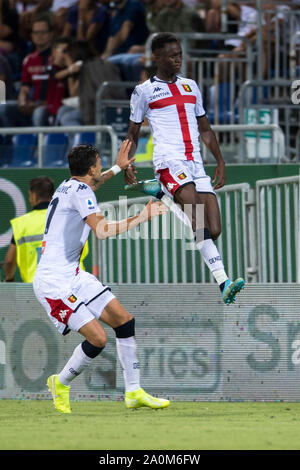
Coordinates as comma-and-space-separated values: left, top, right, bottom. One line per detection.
0, 0, 299, 134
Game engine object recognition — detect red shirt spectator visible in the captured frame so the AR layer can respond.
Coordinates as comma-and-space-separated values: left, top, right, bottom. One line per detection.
21, 48, 52, 102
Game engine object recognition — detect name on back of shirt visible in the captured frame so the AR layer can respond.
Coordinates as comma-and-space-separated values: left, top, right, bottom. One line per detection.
57, 184, 72, 194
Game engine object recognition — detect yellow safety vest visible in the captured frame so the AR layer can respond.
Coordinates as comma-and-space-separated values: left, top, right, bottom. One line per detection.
10, 209, 88, 283
134, 134, 153, 162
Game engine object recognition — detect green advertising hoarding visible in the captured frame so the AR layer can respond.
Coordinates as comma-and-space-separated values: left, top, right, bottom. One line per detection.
0, 164, 299, 281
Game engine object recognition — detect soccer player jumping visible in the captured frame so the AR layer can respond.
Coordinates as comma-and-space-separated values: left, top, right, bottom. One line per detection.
125, 33, 244, 304
33, 140, 170, 413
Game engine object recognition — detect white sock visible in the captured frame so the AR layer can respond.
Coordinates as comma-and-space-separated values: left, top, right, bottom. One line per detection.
58, 343, 93, 386
196, 239, 228, 285
116, 336, 140, 392
161, 194, 229, 286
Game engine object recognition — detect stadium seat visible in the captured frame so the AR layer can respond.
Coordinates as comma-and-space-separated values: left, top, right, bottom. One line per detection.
0, 136, 13, 167
9, 134, 37, 167
208, 83, 239, 124
43, 133, 69, 167
73, 132, 96, 146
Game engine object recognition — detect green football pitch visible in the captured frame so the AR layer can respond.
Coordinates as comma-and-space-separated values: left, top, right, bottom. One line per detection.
0, 400, 300, 450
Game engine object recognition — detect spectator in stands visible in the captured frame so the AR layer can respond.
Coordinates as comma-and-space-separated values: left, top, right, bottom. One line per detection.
50, 0, 79, 35
55, 40, 92, 126
215, 3, 258, 81
101, 0, 149, 81
142, 0, 164, 34
0, 0, 19, 53
62, 0, 110, 56
119, 0, 163, 54
205, 0, 238, 49
153, 0, 205, 36
242, 2, 300, 76
33, 36, 71, 126
17, 0, 53, 41
0, 51, 16, 100
0, 13, 54, 128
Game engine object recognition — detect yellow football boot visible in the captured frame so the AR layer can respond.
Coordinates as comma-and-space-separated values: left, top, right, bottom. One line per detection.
125, 388, 170, 409
47, 374, 71, 414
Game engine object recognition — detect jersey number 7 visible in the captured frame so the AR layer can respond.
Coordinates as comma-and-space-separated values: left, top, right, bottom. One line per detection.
44, 197, 59, 235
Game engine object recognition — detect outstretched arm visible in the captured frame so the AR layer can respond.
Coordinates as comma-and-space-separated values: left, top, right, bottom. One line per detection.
197, 115, 226, 190
92, 139, 135, 190
86, 199, 168, 239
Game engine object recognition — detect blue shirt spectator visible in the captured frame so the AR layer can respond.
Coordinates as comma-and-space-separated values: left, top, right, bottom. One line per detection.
63, 1, 110, 55
103, 0, 149, 57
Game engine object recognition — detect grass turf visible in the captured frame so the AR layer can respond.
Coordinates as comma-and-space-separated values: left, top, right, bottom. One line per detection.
0, 400, 299, 450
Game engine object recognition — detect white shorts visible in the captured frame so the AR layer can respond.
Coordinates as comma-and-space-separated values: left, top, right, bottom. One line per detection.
155, 160, 215, 198
33, 270, 115, 335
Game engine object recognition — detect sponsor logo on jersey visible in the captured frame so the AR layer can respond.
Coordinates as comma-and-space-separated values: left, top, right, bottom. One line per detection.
59, 309, 69, 321
68, 294, 77, 303
177, 172, 187, 180
182, 84, 192, 92
150, 91, 170, 101
85, 198, 95, 210
153, 87, 162, 93
46, 298, 73, 325
167, 182, 177, 191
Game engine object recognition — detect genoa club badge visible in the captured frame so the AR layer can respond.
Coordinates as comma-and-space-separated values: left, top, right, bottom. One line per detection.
182, 84, 192, 92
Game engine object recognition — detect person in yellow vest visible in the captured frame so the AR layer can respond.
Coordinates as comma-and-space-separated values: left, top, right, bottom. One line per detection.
3, 176, 88, 282
134, 133, 153, 164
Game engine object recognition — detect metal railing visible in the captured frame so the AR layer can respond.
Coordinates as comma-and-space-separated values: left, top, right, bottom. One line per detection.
259, 6, 300, 80
93, 183, 252, 285
140, 123, 285, 164
0, 125, 119, 168
290, 31, 300, 79
238, 79, 299, 161
95, 81, 136, 150
92, 174, 300, 284
203, 123, 285, 164
144, 32, 253, 79
256, 175, 300, 283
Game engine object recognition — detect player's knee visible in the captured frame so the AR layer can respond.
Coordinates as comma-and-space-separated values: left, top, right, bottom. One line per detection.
114, 317, 135, 338
81, 339, 105, 358
210, 225, 221, 241
87, 328, 107, 349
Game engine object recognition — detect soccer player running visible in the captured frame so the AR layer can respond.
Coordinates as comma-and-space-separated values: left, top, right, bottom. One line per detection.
33, 140, 170, 413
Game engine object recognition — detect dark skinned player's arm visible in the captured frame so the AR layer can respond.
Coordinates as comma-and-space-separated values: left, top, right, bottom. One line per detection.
197, 115, 226, 190
124, 121, 143, 184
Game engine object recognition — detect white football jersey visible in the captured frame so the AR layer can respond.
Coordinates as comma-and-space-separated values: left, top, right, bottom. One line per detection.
130, 76, 206, 168
35, 178, 100, 281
